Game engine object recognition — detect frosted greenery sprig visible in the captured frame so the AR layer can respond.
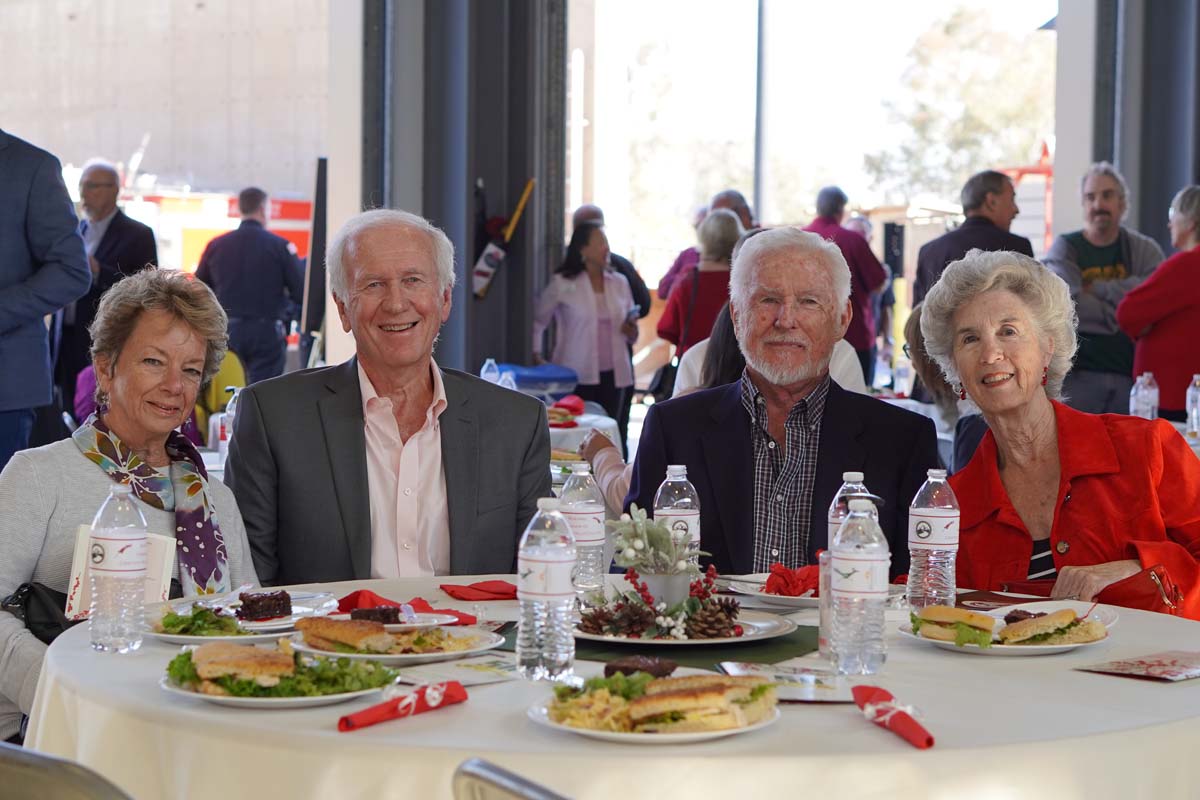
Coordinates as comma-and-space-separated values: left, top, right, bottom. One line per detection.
606, 504, 704, 576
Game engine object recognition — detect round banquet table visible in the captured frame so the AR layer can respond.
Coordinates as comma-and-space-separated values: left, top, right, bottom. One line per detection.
548, 412, 621, 453
25, 575, 1200, 800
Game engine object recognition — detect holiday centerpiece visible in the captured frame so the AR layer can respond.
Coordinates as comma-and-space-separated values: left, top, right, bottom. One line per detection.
577, 505, 742, 640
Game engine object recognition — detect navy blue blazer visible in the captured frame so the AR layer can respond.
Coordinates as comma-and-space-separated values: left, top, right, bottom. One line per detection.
196, 219, 304, 320
625, 379, 940, 577
913, 216, 1033, 304
0, 130, 90, 411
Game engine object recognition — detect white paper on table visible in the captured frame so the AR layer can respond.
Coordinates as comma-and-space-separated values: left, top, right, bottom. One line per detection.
64, 526, 177, 620
394, 654, 520, 687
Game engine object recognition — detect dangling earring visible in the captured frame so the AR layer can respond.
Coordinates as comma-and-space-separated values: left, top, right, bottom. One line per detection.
1041, 366, 1048, 387
957, 383, 967, 401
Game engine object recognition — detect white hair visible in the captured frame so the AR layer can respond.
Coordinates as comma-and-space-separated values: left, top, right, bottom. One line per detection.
729, 226, 851, 314
80, 158, 119, 181
326, 208, 456, 301
920, 249, 1077, 399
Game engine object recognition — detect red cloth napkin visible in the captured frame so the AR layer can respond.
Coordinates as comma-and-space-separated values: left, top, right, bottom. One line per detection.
552, 395, 585, 416
851, 686, 934, 749
438, 580, 517, 601
338, 682, 469, 732
336, 590, 476, 625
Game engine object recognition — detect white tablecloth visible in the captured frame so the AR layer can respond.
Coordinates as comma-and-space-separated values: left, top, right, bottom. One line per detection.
548, 413, 620, 453
26, 576, 1200, 800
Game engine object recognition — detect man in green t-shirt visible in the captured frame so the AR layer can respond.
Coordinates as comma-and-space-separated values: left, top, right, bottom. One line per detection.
1044, 162, 1164, 414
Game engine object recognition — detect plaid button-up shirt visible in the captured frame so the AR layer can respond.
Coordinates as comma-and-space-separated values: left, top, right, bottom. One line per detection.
740, 370, 830, 571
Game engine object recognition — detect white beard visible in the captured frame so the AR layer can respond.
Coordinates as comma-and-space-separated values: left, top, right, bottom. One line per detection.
734, 314, 830, 388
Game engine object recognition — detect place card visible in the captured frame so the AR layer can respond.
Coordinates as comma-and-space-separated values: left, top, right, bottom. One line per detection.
65, 525, 177, 620
1075, 651, 1200, 682
718, 661, 853, 702
393, 654, 520, 687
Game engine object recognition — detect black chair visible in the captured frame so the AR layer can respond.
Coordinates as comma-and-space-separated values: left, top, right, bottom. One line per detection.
452, 758, 571, 800
0, 740, 132, 800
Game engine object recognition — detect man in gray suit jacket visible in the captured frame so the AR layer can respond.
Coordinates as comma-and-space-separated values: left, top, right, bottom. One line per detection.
0, 130, 91, 471
225, 209, 551, 584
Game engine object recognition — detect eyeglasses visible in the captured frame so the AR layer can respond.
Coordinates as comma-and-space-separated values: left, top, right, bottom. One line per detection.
902, 343, 912, 359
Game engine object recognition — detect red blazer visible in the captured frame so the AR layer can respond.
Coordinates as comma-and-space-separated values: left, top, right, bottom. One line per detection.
803, 217, 887, 352
656, 269, 730, 357
950, 401, 1200, 619
1115, 245, 1200, 411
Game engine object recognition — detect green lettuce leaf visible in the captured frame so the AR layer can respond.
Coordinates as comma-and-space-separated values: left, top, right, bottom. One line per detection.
160, 607, 245, 636
910, 612, 923, 634
1021, 619, 1080, 644
954, 622, 993, 648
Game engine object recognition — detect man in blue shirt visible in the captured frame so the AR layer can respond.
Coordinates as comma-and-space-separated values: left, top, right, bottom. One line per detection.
196, 187, 304, 384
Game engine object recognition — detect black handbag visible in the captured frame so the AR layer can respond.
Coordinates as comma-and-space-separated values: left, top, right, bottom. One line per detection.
1, 583, 81, 645
650, 266, 701, 402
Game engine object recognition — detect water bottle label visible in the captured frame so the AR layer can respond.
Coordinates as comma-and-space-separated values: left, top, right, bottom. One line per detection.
659, 510, 700, 546
88, 531, 148, 575
908, 509, 960, 551
518, 552, 576, 599
830, 553, 889, 598
560, 509, 606, 545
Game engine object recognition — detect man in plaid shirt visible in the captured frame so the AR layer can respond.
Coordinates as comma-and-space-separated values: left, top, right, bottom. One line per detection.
626, 228, 938, 577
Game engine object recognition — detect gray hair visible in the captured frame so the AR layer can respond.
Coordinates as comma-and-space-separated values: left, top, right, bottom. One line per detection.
961, 170, 1012, 213
730, 227, 851, 313
816, 186, 848, 219
1081, 161, 1130, 207
696, 209, 744, 262
90, 268, 228, 389
920, 249, 1077, 399
1170, 185, 1200, 231
327, 209, 456, 301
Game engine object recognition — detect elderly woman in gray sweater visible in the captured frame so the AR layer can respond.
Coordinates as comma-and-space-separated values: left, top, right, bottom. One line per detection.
0, 269, 257, 742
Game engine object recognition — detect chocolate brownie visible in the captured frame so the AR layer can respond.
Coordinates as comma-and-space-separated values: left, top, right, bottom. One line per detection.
350, 606, 402, 624
236, 590, 292, 621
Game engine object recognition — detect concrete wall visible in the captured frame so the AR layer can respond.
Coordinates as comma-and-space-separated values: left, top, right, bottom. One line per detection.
1052, 0, 1097, 236
0, 0, 328, 197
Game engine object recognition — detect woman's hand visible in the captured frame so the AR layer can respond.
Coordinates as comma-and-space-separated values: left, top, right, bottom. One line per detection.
621, 318, 639, 342
1051, 560, 1142, 601
578, 429, 617, 463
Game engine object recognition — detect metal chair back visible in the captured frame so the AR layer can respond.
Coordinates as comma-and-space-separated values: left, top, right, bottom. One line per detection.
452, 758, 571, 800
0, 741, 132, 800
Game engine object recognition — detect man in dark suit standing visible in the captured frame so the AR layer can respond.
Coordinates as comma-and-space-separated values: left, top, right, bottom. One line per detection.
225, 209, 551, 585
56, 160, 157, 409
196, 187, 304, 384
913, 170, 1033, 304
626, 227, 939, 577
0, 130, 91, 471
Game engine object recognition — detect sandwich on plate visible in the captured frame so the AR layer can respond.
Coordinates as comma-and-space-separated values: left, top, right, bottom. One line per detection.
910, 605, 996, 647
190, 641, 294, 694
295, 617, 395, 654
997, 608, 1107, 646
630, 674, 776, 733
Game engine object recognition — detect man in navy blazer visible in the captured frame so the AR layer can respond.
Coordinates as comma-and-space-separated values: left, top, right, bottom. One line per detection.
0, 130, 91, 470
627, 227, 938, 577
56, 160, 158, 410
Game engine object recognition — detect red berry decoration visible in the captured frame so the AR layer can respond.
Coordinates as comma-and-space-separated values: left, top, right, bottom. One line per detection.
734, 624, 744, 637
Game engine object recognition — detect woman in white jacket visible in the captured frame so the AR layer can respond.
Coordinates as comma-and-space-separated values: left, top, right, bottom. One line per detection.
533, 222, 638, 429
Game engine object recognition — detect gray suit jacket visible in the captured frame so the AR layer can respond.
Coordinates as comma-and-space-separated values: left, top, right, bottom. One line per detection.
224, 358, 552, 584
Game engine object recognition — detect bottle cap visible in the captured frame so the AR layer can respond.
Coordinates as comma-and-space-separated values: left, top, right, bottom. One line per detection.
666, 464, 687, 477
927, 469, 947, 479
569, 462, 591, 474
110, 482, 133, 494
848, 498, 874, 512
536, 498, 560, 511
842, 471, 864, 482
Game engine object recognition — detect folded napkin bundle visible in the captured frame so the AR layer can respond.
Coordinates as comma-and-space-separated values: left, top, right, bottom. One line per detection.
337, 589, 477, 625
852, 685, 934, 749
338, 682, 469, 732
439, 580, 517, 602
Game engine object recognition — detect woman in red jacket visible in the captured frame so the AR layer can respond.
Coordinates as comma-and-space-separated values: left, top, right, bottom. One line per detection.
656, 209, 743, 357
1116, 185, 1200, 420
920, 249, 1200, 618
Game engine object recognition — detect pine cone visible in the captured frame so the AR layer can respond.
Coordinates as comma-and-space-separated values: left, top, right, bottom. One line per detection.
612, 603, 655, 638
714, 596, 741, 620
578, 607, 614, 635
685, 603, 735, 639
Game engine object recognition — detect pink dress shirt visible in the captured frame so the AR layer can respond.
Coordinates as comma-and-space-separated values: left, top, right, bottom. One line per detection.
359, 360, 451, 577
532, 271, 635, 387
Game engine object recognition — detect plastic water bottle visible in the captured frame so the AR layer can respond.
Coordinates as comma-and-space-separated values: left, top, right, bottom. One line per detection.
218, 386, 239, 465
892, 356, 912, 396
652, 465, 701, 566
1186, 374, 1200, 438
497, 370, 518, 391
88, 483, 148, 653
560, 463, 607, 605
1129, 374, 1146, 418
480, 358, 501, 384
517, 498, 577, 681
828, 471, 876, 545
818, 550, 832, 660
830, 498, 890, 675
906, 468, 960, 610
1142, 372, 1159, 419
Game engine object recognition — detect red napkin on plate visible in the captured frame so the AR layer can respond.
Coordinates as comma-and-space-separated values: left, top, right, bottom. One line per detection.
851, 686, 934, 749
338, 682, 468, 732
439, 580, 517, 601
336, 590, 476, 625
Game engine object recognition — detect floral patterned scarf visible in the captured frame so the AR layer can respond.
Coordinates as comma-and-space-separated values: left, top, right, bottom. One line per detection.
72, 414, 231, 596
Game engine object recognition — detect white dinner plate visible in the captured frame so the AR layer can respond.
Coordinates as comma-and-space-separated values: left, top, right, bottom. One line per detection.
897, 624, 1109, 656
326, 612, 462, 632
726, 576, 905, 609
145, 629, 292, 646
288, 629, 506, 665
527, 698, 780, 744
987, 600, 1120, 629
165, 592, 338, 632
158, 676, 380, 709
574, 609, 797, 646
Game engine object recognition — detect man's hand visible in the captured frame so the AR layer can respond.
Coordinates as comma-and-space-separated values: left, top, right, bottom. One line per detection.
1051, 560, 1141, 601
